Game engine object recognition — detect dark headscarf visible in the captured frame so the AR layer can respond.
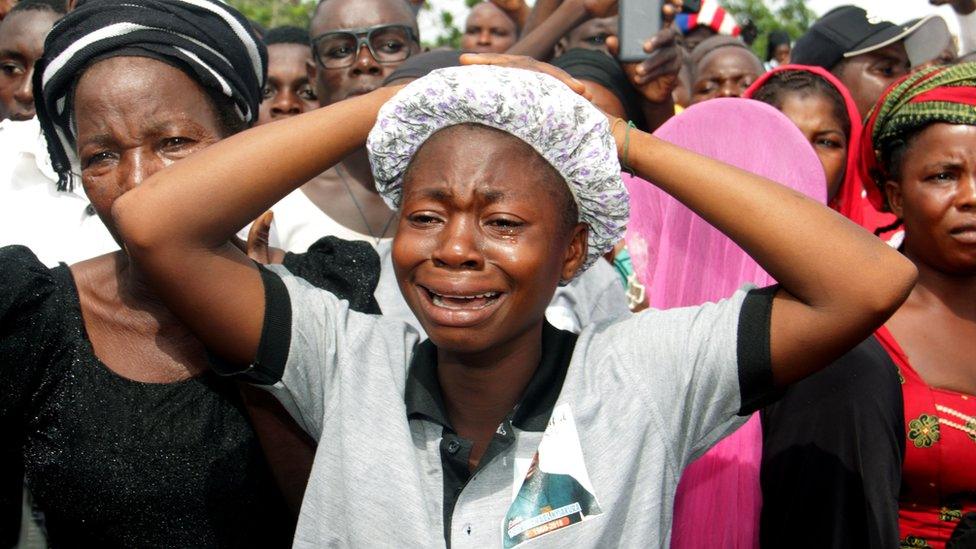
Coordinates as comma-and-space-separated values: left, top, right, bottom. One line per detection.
551, 48, 644, 129
383, 50, 462, 85
34, 0, 267, 191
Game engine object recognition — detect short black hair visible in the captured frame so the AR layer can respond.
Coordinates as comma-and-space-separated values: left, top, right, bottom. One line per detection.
264, 26, 310, 46
751, 70, 851, 144
10, 0, 67, 15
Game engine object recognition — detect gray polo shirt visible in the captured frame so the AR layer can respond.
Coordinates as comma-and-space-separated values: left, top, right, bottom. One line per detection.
238, 266, 775, 548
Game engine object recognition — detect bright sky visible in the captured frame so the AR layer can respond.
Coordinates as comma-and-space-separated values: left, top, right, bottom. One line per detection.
420, 0, 965, 43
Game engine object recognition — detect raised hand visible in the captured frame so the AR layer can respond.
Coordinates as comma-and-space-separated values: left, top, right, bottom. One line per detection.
491, 0, 528, 13
606, 29, 683, 103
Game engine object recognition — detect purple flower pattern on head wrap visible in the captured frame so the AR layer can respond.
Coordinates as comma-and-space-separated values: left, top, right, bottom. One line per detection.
366, 65, 629, 280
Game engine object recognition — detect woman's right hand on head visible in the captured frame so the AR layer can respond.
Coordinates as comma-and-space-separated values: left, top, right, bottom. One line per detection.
459, 53, 594, 100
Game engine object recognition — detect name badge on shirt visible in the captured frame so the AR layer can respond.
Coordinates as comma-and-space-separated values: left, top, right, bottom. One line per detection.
503, 403, 602, 547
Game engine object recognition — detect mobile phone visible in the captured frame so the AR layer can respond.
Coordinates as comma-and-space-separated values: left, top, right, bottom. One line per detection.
618, 0, 662, 63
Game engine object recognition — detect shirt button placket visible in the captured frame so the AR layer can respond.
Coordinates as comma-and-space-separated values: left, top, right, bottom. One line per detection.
447, 440, 461, 454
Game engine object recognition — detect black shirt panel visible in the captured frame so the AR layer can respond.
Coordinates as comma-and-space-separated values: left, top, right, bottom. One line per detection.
511, 323, 579, 431
403, 339, 450, 427
760, 335, 905, 549
280, 236, 382, 315
737, 285, 779, 415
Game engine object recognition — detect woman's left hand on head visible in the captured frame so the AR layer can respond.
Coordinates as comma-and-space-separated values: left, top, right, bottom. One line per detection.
459, 53, 594, 100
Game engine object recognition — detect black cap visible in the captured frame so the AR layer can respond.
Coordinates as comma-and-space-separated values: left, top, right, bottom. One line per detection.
792, 6, 949, 69
383, 50, 462, 86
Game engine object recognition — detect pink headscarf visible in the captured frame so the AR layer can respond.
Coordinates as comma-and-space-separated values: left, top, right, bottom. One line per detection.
744, 64, 901, 241
623, 98, 826, 548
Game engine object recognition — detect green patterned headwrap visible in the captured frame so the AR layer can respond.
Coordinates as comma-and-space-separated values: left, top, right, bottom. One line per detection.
858, 62, 976, 211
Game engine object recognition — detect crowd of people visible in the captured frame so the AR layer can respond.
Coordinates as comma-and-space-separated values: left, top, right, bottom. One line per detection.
0, 0, 973, 547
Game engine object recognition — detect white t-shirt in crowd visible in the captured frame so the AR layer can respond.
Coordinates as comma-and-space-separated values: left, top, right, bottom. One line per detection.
271, 188, 391, 252
0, 118, 117, 266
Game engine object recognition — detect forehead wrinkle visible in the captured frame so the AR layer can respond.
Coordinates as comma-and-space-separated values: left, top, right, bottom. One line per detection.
312, 0, 416, 35
408, 183, 525, 204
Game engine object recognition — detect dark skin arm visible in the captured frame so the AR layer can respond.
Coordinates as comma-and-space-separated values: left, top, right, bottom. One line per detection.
506, 0, 678, 61
115, 57, 915, 391
490, 0, 532, 32
238, 383, 315, 515
465, 53, 916, 386
112, 87, 409, 365
520, 0, 561, 36
611, 123, 917, 387
505, 0, 592, 60
605, 33, 682, 131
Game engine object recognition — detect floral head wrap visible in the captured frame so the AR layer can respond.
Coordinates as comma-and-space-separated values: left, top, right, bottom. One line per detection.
367, 65, 629, 278
859, 62, 976, 211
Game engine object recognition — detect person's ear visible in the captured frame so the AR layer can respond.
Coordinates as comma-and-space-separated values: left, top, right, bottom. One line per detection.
555, 37, 568, 58
306, 59, 326, 103
885, 179, 904, 218
560, 223, 589, 282
306, 58, 318, 85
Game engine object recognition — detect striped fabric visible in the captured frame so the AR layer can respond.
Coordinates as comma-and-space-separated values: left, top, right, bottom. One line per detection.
676, 0, 741, 37
33, 0, 266, 191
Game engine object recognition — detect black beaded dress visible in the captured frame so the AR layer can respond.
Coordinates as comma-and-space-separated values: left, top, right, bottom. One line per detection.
0, 238, 381, 547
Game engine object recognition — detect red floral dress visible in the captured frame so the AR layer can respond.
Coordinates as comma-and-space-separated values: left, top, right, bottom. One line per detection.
875, 327, 976, 549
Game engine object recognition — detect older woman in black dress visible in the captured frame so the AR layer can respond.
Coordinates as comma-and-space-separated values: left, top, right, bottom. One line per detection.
0, 1, 378, 545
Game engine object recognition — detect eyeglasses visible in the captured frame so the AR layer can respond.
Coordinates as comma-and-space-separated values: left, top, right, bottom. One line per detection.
311, 24, 418, 69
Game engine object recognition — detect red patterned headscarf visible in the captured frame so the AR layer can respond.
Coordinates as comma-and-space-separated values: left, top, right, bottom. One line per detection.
859, 62, 976, 212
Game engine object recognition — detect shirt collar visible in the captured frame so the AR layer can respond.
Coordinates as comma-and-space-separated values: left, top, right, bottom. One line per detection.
0, 117, 60, 185
404, 322, 578, 433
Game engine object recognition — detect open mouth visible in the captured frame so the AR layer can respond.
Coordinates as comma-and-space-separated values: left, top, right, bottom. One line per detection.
950, 226, 976, 243
422, 286, 502, 310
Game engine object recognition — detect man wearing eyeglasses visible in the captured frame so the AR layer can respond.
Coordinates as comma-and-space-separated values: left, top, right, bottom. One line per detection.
308, 0, 420, 106
269, 0, 421, 254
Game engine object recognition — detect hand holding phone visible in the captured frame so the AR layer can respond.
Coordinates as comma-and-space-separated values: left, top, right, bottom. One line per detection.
618, 0, 663, 62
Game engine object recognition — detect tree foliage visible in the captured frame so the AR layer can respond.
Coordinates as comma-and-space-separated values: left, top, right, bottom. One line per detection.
227, 0, 316, 30
722, 0, 816, 60
226, 0, 476, 48
427, 0, 480, 49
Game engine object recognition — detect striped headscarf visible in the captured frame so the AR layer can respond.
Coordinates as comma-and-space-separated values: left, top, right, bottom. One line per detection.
33, 0, 266, 191
675, 0, 740, 37
859, 62, 976, 211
